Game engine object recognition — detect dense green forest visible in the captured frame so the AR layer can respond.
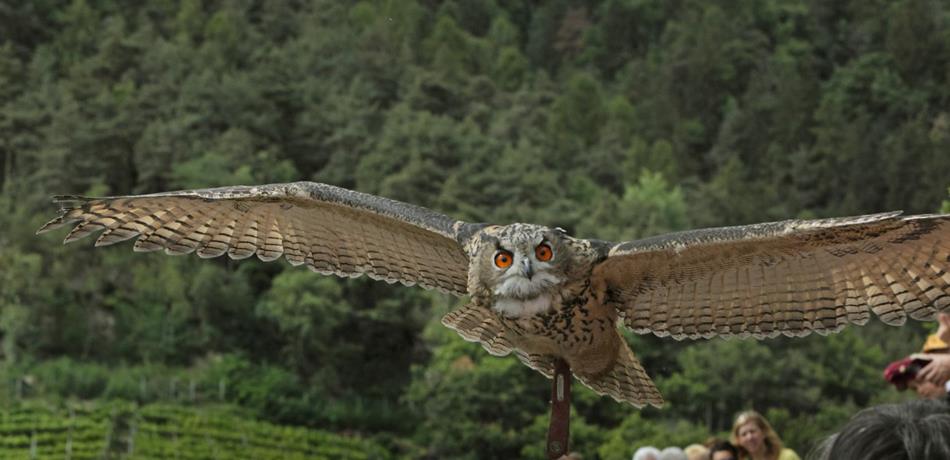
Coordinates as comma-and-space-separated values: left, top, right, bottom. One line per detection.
1, 0, 950, 458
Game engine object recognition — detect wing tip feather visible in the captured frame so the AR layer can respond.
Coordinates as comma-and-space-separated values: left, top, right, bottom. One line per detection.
36, 196, 97, 236
36, 218, 67, 235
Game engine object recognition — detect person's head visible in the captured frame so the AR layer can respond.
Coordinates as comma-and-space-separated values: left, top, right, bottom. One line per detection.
659, 447, 687, 460
730, 410, 784, 459
921, 333, 949, 354
633, 446, 661, 460
809, 399, 950, 460
684, 443, 709, 460
708, 439, 739, 460
887, 333, 950, 399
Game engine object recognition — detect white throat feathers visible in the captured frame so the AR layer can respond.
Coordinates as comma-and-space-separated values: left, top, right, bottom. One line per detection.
491, 271, 562, 317
493, 271, 561, 299
493, 294, 554, 318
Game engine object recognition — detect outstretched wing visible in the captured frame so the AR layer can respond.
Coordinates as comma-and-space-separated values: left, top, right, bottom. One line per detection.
591, 212, 950, 339
37, 181, 484, 296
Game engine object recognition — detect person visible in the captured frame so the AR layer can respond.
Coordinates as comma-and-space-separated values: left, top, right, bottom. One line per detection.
684, 443, 709, 460
917, 312, 950, 393
884, 312, 950, 399
887, 355, 947, 399
659, 447, 687, 460
908, 330, 950, 399
708, 439, 739, 460
808, 399, 950, 460
730, 410, 800, 460
633, 446, 661, 460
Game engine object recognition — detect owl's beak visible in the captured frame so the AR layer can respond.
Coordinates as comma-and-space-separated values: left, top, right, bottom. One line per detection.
520, 258, 534, 279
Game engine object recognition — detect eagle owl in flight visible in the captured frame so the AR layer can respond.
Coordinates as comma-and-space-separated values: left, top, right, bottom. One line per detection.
37, 182, 950, 408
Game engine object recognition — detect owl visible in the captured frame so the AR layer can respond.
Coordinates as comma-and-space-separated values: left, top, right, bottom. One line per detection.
37, 182, 950, 408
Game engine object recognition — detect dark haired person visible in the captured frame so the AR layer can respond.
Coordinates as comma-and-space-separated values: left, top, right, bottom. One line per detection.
809, 399, 950, 460
708, 439, 739, 460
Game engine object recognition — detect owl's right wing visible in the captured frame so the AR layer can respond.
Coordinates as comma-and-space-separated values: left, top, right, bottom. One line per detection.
591, 212, 950, 339
37, 181, 487, 296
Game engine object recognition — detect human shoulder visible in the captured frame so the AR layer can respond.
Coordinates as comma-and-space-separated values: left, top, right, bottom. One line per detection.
777, 448, 801, 460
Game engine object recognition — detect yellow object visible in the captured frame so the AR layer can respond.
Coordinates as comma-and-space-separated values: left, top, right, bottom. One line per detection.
779, 448, 802, 460
921, 334, 949, 353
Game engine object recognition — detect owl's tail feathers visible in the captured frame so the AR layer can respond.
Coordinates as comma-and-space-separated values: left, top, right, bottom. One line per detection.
442, 304, 559, 377
575, 345, 664, 409
442, 304, 663, 408
441, 303, 515, 357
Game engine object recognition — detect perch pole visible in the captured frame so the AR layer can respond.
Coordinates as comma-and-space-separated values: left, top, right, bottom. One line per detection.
546, 358, 571, 459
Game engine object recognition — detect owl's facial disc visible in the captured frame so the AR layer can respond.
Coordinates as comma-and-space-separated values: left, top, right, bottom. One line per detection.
481, 225, 565, 317
492, 243, 562, 301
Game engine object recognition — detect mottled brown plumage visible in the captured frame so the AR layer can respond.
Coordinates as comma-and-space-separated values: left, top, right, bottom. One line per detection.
37, 182, 950, 408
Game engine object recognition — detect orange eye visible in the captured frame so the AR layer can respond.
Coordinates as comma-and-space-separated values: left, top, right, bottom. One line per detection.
535, 243, 553, 262
494, 251, 514, 268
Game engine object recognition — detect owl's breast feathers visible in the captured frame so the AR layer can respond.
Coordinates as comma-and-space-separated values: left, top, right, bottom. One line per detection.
498, 279, 620, 376
484, 279, 663, 407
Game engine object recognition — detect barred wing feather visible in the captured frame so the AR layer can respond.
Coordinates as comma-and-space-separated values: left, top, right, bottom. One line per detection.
592, 212, 950, 340
37, 181, 476, 296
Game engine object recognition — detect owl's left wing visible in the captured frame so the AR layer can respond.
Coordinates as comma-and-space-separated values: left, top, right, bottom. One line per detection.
590, 212, 950, 339
37, 181, 485, 296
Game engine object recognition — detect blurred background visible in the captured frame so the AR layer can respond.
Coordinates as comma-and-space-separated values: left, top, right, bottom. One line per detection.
1, 0, 949, 458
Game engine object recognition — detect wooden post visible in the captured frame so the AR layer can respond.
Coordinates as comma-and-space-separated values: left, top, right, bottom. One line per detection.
546, 359, 571, 459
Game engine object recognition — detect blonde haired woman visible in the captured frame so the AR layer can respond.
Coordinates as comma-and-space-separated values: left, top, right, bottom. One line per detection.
730, 411, 800, 460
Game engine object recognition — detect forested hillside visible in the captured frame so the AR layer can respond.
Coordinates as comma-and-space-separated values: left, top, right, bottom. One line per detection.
1, 0, 949, 458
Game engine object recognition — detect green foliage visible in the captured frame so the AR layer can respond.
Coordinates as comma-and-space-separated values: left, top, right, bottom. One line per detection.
0, 247, 41, 365
422, 15, 489, 82
597, 413, 707, 460
0, 401, 111, 459
492, 46, 529, 91
658, 328, 892, 433
257, 272, 349, 380
548, 72, 606, 152
578, 170, 690, 241
404, 319, 548, 459
0, 402, 388, 459
765, 404, 858, 457
3, 0, 950, 458
520, 407, 606, 459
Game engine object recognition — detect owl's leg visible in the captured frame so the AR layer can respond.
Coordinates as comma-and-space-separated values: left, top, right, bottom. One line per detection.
441, 303, 514, 357
573, 340, 664, 408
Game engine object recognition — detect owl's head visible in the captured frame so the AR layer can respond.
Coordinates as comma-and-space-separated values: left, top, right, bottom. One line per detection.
473, 224, 572, 314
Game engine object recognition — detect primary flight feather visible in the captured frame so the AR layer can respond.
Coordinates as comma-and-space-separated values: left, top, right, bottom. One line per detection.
37, 181, 950, 408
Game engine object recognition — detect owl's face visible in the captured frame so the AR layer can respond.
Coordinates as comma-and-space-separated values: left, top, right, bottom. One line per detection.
474, 224, 572, 315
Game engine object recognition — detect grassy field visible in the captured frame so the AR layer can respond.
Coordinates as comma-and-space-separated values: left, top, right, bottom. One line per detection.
0, 401, 389, 459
